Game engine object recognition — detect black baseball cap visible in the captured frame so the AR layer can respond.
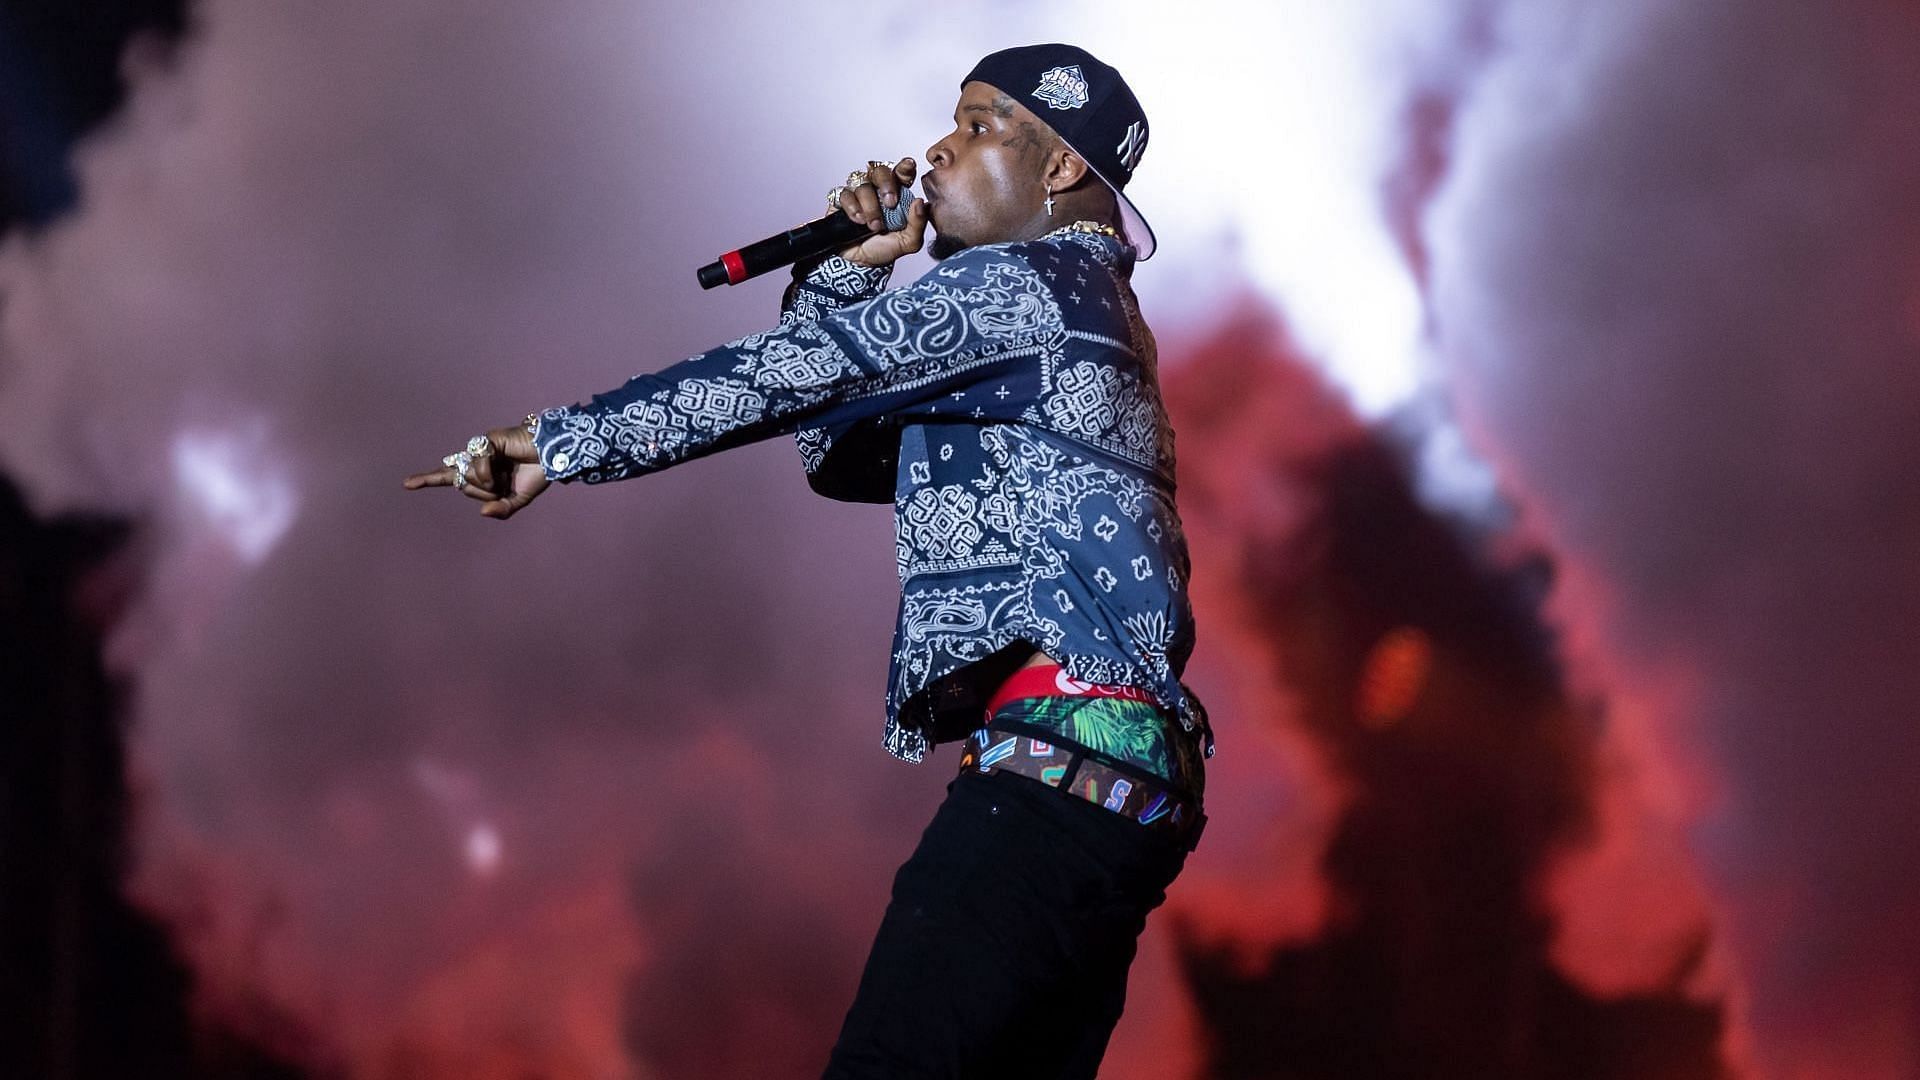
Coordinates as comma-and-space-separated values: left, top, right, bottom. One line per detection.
963, 43, 1157, 260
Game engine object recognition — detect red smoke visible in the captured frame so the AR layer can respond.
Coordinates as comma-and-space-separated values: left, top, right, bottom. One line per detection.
1155, 309, 1738, 1078
3, 2, 1916, 1077
1414, 3, 1920, 1074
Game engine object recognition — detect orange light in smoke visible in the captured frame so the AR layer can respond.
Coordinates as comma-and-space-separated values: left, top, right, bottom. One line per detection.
1355, 626, 1434, 729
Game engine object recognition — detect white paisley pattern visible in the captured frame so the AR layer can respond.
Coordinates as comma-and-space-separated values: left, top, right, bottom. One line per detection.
535, 234, 1207, 765
902, 486, 984, 562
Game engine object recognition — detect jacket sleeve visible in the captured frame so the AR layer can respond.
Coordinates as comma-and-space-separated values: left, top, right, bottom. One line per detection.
532, 245, 1058, 484
779, 253, 892, 327
782, 255, 896, 494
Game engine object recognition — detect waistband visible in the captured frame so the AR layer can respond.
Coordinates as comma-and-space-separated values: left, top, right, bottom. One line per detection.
959, 722, 1207, 852
983, 662, 1162, 718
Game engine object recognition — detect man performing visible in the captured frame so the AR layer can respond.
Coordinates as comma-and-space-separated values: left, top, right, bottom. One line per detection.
404, 43, 1213, 1079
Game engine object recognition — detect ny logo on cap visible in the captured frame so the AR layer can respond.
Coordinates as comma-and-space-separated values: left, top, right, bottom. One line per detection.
1033, 65, 1090, 110
1116, 121, 1148, 173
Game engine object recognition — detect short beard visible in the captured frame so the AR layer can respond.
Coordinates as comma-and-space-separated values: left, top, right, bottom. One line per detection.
929, 230, 970, 261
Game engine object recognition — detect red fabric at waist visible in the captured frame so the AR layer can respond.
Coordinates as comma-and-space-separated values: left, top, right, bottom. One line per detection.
984, 662, 1161, 719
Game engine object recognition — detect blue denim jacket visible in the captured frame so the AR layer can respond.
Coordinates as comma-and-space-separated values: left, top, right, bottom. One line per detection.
533, 227, 1209, 765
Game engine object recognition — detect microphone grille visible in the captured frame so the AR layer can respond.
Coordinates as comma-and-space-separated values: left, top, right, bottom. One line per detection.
882, 185, 916, 232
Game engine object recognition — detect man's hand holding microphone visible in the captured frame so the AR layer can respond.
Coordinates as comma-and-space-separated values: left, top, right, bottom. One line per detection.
835, 157, 929, 268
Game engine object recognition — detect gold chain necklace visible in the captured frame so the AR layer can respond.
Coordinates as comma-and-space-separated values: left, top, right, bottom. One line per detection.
1048, 220, 1121, 240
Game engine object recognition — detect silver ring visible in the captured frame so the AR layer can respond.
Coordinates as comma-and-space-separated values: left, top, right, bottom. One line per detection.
466, 434, 492, 457
451, 450, 473, 490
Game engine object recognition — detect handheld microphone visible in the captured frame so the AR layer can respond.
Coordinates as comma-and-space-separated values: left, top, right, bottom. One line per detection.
697, 187, 917, 289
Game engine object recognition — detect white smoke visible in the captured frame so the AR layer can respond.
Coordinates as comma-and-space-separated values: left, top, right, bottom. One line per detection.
5, 0, 1911, 1076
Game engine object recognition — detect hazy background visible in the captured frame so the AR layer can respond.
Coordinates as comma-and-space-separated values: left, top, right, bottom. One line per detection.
1, 1, 1915, 1076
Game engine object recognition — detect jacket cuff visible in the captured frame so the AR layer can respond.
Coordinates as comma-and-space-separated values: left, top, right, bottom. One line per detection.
531, 405, 596, 482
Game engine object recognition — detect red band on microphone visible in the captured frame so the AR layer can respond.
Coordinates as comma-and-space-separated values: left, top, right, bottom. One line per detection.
721, 250, 747, 285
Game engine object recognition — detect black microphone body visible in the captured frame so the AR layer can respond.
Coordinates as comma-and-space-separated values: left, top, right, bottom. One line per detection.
698, 187, 916, 289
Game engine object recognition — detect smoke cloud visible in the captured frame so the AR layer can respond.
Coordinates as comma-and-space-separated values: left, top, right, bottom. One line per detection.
1423, 1, 1920, 1074
1, 0, 1914, 1076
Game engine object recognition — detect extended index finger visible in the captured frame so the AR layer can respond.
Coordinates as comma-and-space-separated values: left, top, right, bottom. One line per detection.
402, 466, 457, 490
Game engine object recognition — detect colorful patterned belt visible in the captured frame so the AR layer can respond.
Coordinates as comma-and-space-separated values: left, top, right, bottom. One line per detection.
958, 664, 1207, 852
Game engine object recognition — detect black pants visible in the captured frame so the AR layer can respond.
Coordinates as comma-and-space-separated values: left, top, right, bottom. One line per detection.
822, 767, 1190, 1079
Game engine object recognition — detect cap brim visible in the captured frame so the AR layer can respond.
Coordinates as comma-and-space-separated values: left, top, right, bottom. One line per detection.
1082, 159, 1156, 261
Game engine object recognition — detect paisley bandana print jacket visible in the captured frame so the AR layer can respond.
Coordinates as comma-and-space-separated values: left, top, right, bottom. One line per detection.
533, 228, 1209, 765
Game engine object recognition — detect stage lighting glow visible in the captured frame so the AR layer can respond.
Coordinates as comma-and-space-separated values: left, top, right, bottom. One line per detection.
169, 425, 297, 564
1062, 0, 1447, 418
466, 823, 503, 878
